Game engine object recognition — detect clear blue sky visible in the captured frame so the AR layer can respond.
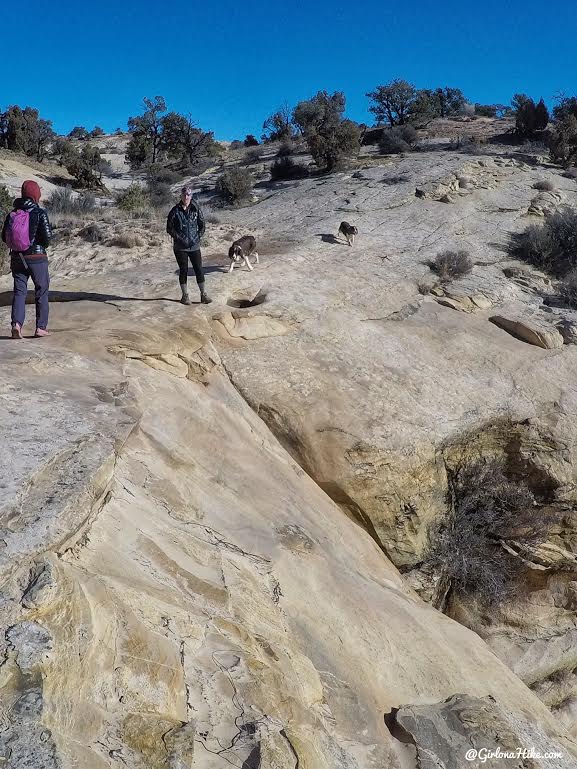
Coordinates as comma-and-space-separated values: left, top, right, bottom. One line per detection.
3, 0, 576, 140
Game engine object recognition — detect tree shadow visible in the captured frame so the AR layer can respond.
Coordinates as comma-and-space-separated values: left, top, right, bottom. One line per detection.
35, 172, 82, 188
413, 141, 455, 153
381, 175, 411, 185
253, 179, 303, 192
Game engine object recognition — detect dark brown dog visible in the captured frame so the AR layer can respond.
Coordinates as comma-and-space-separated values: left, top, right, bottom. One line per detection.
228, 235, 259, 272
338, 221, 358, 246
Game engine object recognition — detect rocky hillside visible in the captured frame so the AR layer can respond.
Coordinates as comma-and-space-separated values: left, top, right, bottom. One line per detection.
2, 126, 577, 768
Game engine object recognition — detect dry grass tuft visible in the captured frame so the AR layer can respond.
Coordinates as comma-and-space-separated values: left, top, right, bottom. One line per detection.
108, 232, 146, 248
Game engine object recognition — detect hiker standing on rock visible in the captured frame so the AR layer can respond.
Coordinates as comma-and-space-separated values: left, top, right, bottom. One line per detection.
166, 186, 212, 305
1, 180, 52, 339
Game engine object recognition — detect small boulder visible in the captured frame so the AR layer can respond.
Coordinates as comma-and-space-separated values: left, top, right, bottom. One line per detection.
489, 314, 564, 349
436, 296, 475, 312
556, 318, 577, 345
528, 190, 562, 217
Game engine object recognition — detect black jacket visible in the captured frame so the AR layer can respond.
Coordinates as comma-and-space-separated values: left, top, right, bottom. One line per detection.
166, 199, 205, 250
1, 197, 52, 259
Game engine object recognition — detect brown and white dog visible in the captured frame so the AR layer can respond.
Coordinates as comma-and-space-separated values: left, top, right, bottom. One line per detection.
228, 235, 259, 272
338, 221, 358, 246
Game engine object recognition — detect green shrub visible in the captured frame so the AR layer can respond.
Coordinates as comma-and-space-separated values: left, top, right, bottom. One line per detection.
0, 185, 13, 274
550, 118, 577, 167
63, 143, 106, 188
215, 167, 253, 205
535, 99, 549, 130
270, 157, 309, 181
277, 141, 295, 157
512, 94, 548, 139
431, 250, 473, 281
244, 134, 259, 146
293, 91, 360, 170
309, 119, 361, 171
379, 126, 416, 154
148, 166, 181, 185
46, 187, 96, 215
47, 187, 74, 213
146, 168, 175, 209
262, 105, 294, 142
0, 184, 12, 219
75, 192, 97, 214
474, 104, 498, 117
146, 166, 179, 208
549, 97, 577, 166
367, 80, 417, 126
380, 134, 401, 154
116, 183, 150, 214
0, 105, 54, 160
243, 147, 262, 165
68, 126, 89, 140
398, 124, 418, 144
509, 207, 577, 277
147, 181, 173, 208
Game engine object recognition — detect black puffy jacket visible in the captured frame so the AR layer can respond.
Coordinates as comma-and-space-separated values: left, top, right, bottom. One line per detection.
166, 199, 205, 250
1, 197, 52, 260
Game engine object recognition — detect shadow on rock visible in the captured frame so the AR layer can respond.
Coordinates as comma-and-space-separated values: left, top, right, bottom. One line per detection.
317, 233, 341, 244
0, 290, 181, 307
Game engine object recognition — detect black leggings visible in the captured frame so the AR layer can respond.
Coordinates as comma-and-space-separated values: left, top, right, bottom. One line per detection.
174, 248, 204, 286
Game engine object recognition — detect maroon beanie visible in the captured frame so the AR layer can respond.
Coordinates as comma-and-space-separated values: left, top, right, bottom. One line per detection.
21, 180, 41, 203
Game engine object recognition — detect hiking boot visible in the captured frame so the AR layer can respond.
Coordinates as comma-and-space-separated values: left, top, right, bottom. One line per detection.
11, 323, 22, 340
200, 291, 212, 304
180, 294, 192, 305
35, 328, 50, 338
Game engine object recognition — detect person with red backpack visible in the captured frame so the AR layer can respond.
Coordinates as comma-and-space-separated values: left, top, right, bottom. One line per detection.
1, 180, 52, 339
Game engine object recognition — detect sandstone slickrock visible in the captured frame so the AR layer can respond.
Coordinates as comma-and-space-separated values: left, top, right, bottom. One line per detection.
2, 141, 577, 766
0, 299, 575, 767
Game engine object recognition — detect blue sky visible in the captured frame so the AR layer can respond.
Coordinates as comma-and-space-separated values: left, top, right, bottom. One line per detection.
3, 0, 576, 140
